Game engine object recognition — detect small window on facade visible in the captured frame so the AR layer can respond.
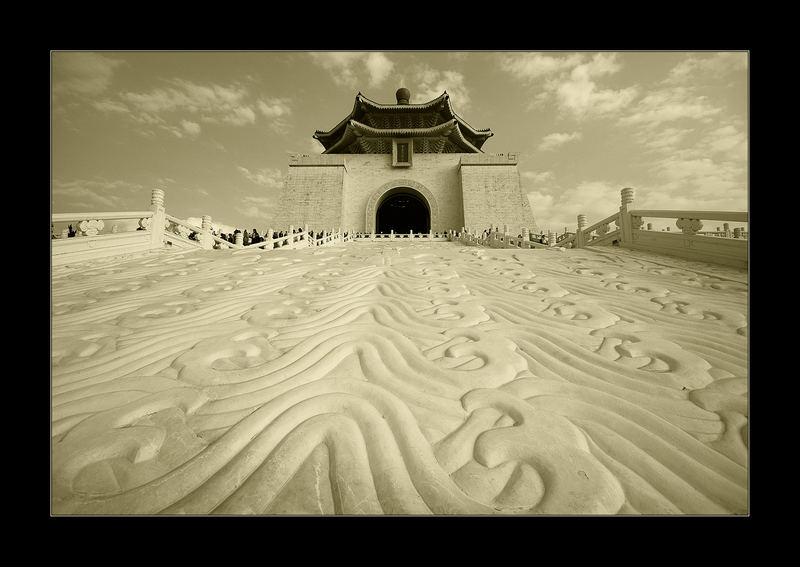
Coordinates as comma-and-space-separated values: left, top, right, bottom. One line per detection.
392, 138, 413, 167
398, 143, 408, 163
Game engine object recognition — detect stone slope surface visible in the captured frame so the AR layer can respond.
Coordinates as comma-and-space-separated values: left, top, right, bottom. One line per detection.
51, 242, 748, 514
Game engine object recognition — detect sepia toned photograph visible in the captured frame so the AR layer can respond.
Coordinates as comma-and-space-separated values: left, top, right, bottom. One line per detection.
51, 51, 748, 515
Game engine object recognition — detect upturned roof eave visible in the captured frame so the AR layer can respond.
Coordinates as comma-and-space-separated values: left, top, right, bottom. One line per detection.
314, 91, 493, 151
321, 119, 483, 154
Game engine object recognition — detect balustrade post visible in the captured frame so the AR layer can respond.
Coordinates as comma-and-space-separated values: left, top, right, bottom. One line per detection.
198, 215, 214, 249
723, 223, 731, 238
576, 214, 587, 248
234, 231, 244, 247
619, 187, 634, 246
733, 227, 742, 239
149, 188, 166, 249
548, 230, 557, 247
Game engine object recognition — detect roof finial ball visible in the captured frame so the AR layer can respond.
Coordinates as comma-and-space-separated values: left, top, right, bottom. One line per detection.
396, 87, 411, 105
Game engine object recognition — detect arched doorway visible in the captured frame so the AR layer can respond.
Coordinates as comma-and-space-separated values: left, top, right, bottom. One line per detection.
376, 190, 430, 233
365, 179, 439, 234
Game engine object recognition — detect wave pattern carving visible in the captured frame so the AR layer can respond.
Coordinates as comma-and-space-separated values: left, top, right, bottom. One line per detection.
51, 244, 748, 514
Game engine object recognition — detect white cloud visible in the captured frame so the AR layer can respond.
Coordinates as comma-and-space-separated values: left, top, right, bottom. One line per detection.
235, 195, 277, 221
52, 52, 125, 96
365, 52, 395, 86
554, 54, 638, 119
236, 166, 284, 190
619, 86, 722, 127
119, 79, 254, 125
413, 66, 471, 110
181, 120, 201, 137
522, 170, 555, 183
309, 52, 395, 88
702, 124, 747, 160
257, 97, 292, 118
538, 131, 582, 151
91, 99, 130, 114
52, 178, 144, 210
499, 52, 637, 120
633, 126, 694, 153
257, 97, 293, 133
666, 52, 748, 85
90, 78, 292, 137
499, 52, 584, 81
220, 106, 256, 126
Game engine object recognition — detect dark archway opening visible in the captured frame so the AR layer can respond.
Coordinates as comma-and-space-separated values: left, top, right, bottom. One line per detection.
376, 191, 430, 233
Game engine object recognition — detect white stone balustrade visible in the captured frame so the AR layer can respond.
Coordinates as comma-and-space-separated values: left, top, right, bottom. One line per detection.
175, 224, 192, 239
78, 219, 104, 236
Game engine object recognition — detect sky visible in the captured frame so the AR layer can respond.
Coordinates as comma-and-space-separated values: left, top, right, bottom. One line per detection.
51, 51, 748, 235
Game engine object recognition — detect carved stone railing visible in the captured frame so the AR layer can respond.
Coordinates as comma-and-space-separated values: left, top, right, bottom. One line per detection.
51, 189, 163, 266
353, 230, 449, 241
448, 225, 556, 250
163, 214, 236, 250
566, 188, 748, 268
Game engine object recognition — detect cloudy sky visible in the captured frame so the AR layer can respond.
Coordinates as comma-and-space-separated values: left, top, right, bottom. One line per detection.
51, 51, 748, 234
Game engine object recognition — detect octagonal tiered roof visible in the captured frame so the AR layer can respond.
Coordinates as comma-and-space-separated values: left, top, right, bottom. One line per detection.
313, 89, 493, 154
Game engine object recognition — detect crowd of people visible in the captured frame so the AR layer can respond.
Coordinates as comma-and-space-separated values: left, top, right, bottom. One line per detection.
209, 227, 351, 248
476, 227, 553, 245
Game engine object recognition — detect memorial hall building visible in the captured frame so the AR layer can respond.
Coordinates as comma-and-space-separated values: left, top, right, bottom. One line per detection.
274, 88, 535, 235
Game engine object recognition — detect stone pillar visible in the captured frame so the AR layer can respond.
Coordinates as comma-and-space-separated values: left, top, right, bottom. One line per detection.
197, 215, 213, 249
522, 227, 530, 248
548, 230, 557, 247
733, 227, 742, 238
619, 187, 634, 245
576, 214, 587, 248
723, 222, 731, 238
149, 188, 166, 249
